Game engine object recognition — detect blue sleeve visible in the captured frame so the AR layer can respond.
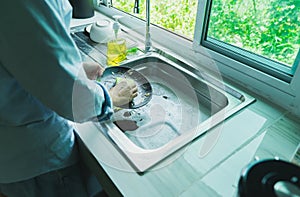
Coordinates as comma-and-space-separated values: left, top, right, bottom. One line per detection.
0, 1, 112, 122
95, 82, 114, 121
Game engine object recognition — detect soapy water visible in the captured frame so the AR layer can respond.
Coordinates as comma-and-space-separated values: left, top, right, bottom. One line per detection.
112, 82, 202, 149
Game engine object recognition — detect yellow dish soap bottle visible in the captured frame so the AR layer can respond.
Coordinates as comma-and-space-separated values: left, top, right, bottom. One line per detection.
106, 15, 127, 66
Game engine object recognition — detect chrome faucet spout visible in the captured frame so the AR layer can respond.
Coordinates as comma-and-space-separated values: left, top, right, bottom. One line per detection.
132, 0, 152, 53
145, 0, 152, 53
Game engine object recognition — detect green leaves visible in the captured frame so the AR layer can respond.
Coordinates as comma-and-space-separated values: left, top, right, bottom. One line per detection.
208, 0, 299, 66
113, 0, 197, 39
113, 0, 299, 66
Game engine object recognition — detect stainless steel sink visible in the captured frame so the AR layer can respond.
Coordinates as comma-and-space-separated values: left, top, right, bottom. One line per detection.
96, 53, 254, 171
71, 28, 255, 171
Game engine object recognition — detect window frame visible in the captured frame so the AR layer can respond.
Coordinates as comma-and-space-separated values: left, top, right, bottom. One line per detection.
193, 0, 300, 115
95, 0, 300, 117
201, 0, 298, 81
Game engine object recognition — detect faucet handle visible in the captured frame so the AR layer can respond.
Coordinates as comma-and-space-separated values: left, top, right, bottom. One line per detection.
134, 0, 140, 14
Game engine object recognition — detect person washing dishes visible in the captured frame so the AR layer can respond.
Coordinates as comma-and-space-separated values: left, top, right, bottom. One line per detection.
0, 0, 137, 196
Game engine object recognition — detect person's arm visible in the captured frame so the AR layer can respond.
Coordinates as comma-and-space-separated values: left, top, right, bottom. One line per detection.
0, 1, 112, 122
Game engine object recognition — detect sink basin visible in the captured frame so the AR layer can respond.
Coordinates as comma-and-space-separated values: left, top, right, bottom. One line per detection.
71, 28, 255, 171
96, 54, 255, 171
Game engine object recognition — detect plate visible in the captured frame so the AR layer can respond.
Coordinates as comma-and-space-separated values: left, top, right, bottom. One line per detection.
99, 66, 152, 109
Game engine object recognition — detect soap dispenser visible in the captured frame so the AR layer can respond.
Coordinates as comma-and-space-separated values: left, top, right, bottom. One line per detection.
112, 15, 123, 39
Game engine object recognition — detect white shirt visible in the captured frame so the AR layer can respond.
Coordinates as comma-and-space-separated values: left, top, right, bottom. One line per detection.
0, 0, 113, 183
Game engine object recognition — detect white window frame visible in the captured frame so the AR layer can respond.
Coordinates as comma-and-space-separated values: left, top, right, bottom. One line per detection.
94, 0, 300, 117
193, 0, 300, 116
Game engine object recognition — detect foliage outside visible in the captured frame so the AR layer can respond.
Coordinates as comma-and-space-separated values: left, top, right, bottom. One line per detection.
113, 0, 300, 67
112, 0, 197, 38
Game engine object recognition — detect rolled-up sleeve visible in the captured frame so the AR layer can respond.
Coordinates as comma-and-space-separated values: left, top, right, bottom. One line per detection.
0, 1, 112, 122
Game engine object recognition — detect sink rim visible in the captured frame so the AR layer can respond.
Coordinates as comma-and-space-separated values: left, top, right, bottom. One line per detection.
102, 52, 256, 172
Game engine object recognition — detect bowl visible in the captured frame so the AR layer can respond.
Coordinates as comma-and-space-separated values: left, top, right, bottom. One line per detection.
89, 19, 113, 43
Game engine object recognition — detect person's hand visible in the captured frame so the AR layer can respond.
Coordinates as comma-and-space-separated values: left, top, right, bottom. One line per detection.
109, 78, 138, 107
82, 62, 104, 80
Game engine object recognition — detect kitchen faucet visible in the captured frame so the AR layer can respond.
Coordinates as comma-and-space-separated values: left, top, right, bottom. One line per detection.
134, 0, 153, 53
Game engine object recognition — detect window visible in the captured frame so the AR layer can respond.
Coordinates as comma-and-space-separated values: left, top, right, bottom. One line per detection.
197, 0, 300, 82
193, 0, 300, 116
110, 0, 198, 39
